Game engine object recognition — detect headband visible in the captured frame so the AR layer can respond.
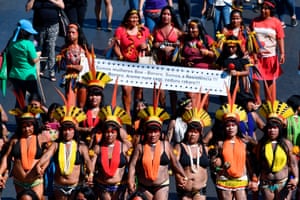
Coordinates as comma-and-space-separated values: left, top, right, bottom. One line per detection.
264, 1, 276, 8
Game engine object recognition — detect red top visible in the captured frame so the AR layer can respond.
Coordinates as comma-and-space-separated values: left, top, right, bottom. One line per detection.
115, 25, 150, 62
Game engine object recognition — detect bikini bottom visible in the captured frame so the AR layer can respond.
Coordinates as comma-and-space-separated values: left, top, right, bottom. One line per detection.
138, 179, 169, 195
53, 183, 80, 196
261, 178, 288, 192
13, 178, 43, 190
94, 182, 126, 193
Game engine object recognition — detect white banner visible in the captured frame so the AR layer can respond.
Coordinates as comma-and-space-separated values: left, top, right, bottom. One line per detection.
95, 58, 231, 96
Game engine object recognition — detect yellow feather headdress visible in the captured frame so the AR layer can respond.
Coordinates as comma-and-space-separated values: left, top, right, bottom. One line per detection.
138, 82, 170, 126
215, 79, 247, 122
53, 86, 86, 125
98, 78, 131, 126
81, 46, 112, 89
182, 91, 211, 128
9, 91, 44, 120
259, 80, 294, 124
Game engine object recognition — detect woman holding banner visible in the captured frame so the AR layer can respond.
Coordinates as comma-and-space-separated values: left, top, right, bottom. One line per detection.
113, 9, 150, 120
152, 6, 183, 116
180, 19, 215, 109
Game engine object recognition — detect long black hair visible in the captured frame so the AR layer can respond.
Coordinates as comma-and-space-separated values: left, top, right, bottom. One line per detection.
157, 6, 181, 29
121, 9, 142, 26
216, 35, 244, 66
182, 122, 203, 144
185, 19, 210, 49
58, 121, 80, 143
74, 186, 96, 200
259, 119, 289, 162
63, 23, 89, 50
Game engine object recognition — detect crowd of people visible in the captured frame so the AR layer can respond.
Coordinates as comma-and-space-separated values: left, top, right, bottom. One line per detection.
0, 0, 300, 199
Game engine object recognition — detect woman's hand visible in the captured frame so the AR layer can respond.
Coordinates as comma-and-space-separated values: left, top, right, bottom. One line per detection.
248, 180, 259, 192
287, 178, 298, 191
128, 180, 136, 194
279, 53, 285, 64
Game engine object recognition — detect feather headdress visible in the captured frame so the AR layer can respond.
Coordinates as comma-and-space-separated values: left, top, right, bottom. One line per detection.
53, 86, 86, 124
215, 79, 247, 122
138, 82, 170, 127
98, 78, 131, 126
9, 91, 44, 120
81, 46, 112, 89
259, 80, 293, 124
182, 91, 212, 128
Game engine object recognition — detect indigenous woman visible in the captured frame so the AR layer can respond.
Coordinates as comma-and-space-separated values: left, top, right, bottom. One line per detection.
174, 92, 212, 199
250, 0, 285, 106
181, 19, 215, 69
56, 23, 90, 108
253, 83, 298, 200
36, 89, 94, 200
212, 82, 250, 200
128, 83, 188, 200
167, 96, 192, 144
216, 36, 250, 96
78, 48, 112, 148
180, 19, 215, 109
222, 9, 248, 53
0, 94, 48, 199
91, 81, 132, 200
152, 6, 183, 115
114, 9, 150, 117
286, 95, 300, 199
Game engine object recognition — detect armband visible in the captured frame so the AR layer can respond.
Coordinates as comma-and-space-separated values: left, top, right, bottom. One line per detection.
126, 147, 133, 156
88, 149, 95, 157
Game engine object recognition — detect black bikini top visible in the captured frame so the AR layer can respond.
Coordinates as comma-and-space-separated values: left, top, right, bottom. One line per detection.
140, 141, 170, 166
97, 142, 127, 168
179, 143, 210, 168
12, 136, 43, 160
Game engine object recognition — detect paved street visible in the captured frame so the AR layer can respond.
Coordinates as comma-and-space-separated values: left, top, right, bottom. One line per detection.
0, 0, 300, 199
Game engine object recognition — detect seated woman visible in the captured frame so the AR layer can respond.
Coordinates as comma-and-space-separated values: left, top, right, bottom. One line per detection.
35, 89, 94, 200
91, 78, 132, 199
174, 92, 212, 199
128, 83, 187, 200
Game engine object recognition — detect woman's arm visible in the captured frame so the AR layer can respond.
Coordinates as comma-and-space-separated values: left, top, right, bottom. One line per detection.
49, 0, 65, 9
35, 142, 57, 176
166, 141, 186, 178
0, 105, 8, 123
113, 39, 123, 60
286, 139, 299, 190
25, 0, 35, 11
128, 144, 141, 193
80, 143, 94, 185
166, 120, 175, 142
278, 38, 285, 64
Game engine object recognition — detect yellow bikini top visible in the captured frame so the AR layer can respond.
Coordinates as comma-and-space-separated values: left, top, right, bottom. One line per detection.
264, 141, 287, 172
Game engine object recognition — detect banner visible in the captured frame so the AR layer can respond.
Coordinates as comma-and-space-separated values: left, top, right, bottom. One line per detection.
95, 58, 231, 96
